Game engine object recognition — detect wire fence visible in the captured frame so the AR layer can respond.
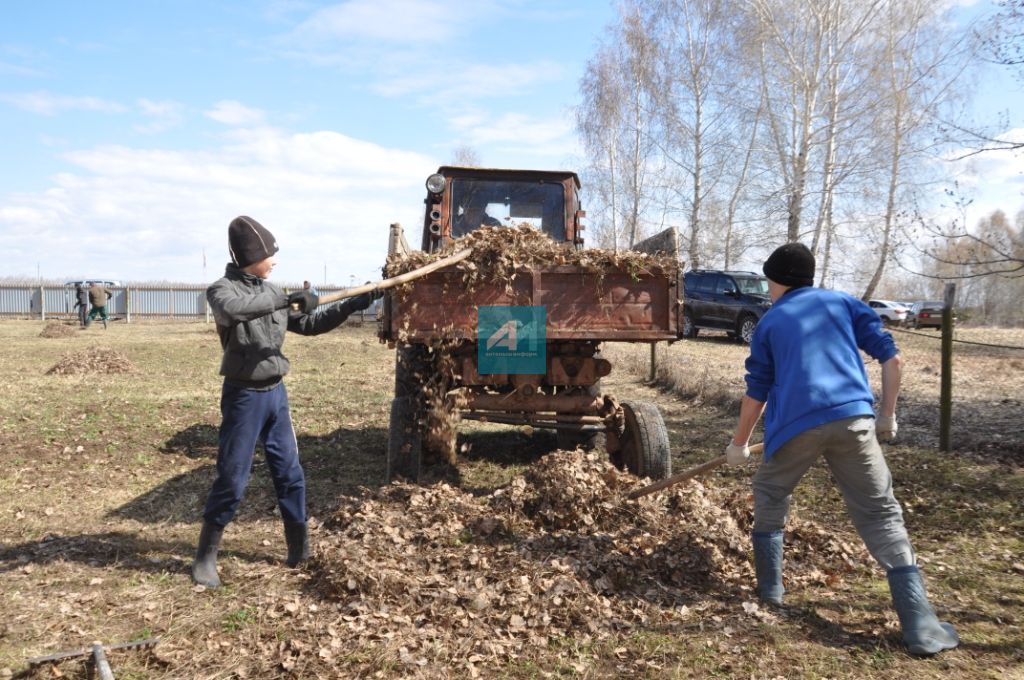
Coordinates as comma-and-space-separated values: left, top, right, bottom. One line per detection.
889, 326, 1024, 352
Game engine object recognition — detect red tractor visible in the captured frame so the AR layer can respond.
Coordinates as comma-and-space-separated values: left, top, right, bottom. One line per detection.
380, 166, 683, 482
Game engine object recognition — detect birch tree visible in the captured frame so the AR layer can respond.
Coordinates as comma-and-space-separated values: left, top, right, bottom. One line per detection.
861, 0, 970, 300
577, 9, 661, 249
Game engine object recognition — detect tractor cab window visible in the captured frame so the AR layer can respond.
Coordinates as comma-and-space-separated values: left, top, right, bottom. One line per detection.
451, 179, 566, 241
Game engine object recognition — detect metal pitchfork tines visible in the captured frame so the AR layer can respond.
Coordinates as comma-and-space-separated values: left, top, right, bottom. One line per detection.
27, 637, 160, 680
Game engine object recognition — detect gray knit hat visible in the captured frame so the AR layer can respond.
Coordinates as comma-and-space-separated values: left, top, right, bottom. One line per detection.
228, 216, 279, 268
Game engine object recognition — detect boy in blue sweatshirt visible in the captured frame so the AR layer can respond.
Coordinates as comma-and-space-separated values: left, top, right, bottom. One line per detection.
727, 243, 958, 656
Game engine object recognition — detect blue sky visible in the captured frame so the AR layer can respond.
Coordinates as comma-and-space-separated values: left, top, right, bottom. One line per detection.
0, 0, 1020, 285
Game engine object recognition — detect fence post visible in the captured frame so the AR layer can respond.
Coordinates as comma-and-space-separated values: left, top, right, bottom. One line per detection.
39, 286, 45, 321
939, 283, 956, 452
649, 342, 657, 382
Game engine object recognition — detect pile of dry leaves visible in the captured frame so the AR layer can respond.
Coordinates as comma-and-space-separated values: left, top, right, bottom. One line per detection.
296, 450, 867, 675
384, 225, 677, 291
45, 347, 136, 375
38, 321, 77, 338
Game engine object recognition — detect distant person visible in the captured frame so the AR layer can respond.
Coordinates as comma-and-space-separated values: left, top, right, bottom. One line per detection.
85, 283, 112, 329
303, 280, 318, 295
191, 215, 380, 589
725, 242, 958, 656
74, 284, 89, 327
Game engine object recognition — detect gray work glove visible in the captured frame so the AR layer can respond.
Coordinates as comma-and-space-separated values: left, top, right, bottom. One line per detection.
876, 414, 898, 442
725, 441, 750, 465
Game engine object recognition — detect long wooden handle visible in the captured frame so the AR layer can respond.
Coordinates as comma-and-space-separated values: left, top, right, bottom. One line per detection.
627, 442, 764, 500
293, 248, 473, 310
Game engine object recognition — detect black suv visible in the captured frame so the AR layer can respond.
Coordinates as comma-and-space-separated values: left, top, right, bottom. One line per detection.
682, 270, 772, 343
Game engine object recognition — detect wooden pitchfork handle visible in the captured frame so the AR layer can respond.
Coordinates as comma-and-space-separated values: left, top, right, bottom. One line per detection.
291, 248, 473, 310
627, 442, 765, 500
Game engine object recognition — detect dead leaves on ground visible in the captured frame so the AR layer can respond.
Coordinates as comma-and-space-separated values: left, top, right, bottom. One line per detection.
45, 347, 135, 375
248, 449, 871, 676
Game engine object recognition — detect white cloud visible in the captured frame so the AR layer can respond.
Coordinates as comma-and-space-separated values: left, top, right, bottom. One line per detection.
373, 60, 564, 103
0, 90, 127, 116
448, 110, 580, 162
205, 100, 267, 126
134, 98, 186, 134
289, 0, 470, 45
0, 61, 44, 77
0, 126, 439, 283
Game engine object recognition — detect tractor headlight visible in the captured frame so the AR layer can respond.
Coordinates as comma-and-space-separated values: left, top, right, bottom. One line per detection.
425, 173, 446, 194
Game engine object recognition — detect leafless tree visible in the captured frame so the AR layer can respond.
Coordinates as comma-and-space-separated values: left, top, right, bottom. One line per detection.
451, 145, 481, 168
861, 0, 971, 300
577, 9, 661, 250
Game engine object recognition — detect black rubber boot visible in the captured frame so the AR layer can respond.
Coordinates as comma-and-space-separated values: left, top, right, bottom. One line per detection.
191, 522, 223, 588
887, 565, 959, 655
284, 521, 309, 568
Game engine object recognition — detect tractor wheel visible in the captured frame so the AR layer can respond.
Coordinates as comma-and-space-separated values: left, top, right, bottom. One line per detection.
387, 396, 422, 482
682, 311, 699, 339
619, 401, 672, 480
387, 344, 427, 482
737, 315, 758, 344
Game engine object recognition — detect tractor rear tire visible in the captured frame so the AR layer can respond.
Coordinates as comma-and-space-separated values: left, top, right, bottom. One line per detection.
619, 401, 672, 480
387, 344, 427, 482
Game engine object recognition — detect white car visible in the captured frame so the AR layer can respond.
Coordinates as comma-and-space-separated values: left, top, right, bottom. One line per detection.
868, 299, 908, 326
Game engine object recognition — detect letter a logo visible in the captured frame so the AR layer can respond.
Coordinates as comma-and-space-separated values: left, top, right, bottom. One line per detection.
487, 319, 518, 351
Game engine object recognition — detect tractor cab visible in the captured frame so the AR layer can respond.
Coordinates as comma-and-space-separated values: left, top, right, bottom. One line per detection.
420, 166, 584, 251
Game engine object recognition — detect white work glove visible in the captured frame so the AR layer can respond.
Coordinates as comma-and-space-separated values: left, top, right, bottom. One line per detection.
876, 414, 898, 442
725, 441, 750, 465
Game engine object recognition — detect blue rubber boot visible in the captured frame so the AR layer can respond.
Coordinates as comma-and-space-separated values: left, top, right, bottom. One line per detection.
887, 565, 959, 655
752, 530, 785, 605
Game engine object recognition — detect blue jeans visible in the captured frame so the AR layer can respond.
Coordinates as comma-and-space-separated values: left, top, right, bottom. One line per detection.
202, 381, 306, 528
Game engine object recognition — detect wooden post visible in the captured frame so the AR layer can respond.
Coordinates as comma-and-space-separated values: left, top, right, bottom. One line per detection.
39, 286, 45, 321
939, 283, 955, 452
649, 342, 657, 382
126, 288, 132, 324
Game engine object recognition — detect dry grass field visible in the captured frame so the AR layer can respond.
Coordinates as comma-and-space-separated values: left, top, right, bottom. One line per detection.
0, 319, 1021, 679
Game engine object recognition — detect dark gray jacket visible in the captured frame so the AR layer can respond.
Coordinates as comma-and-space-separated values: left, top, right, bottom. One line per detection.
207, 263, 369, 386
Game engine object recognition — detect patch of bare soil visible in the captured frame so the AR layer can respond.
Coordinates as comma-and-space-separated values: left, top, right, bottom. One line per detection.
276, 450, 868, 675
45, 347, 135, 375
38, 321, 77, 339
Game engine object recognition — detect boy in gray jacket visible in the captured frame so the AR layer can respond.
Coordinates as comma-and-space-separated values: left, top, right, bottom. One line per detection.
192, 215, 376, 588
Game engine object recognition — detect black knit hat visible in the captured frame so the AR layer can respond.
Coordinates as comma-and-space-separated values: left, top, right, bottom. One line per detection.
228, 216, 279, 268
763, 242, 815, 287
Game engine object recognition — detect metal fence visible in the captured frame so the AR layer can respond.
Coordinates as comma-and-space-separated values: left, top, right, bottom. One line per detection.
0, 285, 372, 322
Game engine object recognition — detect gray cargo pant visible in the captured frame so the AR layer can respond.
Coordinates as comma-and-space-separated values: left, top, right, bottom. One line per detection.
752, 416, 915, 570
